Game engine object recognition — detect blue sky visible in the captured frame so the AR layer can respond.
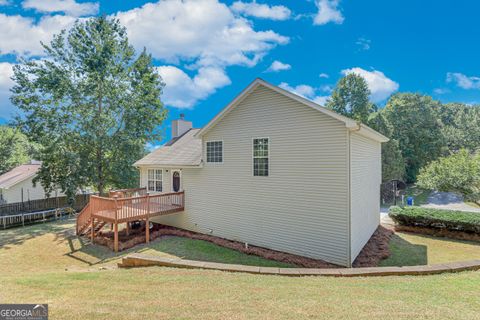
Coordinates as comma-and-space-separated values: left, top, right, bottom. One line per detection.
1, 0, 480, 141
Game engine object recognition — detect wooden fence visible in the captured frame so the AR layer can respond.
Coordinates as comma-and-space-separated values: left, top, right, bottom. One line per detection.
0, 193, 91, 216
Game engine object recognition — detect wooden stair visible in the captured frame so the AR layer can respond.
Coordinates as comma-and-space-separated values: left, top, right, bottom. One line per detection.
78, 219, 106, 236
76, 202, 107, 236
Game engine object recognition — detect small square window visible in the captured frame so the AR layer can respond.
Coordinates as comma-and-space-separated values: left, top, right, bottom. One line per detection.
206, 141, 223, 163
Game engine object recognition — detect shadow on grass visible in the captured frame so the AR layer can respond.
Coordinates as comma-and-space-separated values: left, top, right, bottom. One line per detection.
0, 218, 74, 249
380, 234, 428, 267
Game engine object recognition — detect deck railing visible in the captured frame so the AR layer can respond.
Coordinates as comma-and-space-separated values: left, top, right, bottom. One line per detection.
89, 191, 185, 223
108, 188, 147, 198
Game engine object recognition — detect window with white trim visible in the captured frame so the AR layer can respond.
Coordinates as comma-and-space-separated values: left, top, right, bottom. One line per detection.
206, 141, 223, 163
147, 169, 162, 192
253, 138, 269, 176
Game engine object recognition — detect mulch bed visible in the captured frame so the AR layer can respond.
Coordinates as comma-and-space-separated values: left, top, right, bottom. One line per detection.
352, 226, 394, 267
394, 225, 480, 242
94, 223, 394, 268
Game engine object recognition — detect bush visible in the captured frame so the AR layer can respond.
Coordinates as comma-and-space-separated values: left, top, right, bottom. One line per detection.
389, 206, 480, 233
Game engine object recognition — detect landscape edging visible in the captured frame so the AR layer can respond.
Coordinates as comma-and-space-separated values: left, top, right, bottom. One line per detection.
118, 253, 480, 277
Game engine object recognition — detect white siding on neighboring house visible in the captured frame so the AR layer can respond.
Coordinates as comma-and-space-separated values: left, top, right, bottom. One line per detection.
349, 132, 382, 262
1, 176, 63, 203
151, 85, 351, 266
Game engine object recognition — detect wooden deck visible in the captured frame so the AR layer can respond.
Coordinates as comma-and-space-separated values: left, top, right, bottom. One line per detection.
76, 189, 185, 251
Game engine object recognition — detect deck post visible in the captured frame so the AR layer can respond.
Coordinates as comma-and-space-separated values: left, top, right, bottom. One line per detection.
114, 222, 118, 252
90, 217, 94, 243
126, 222, 130, 236
145, 217, 150, 243
146, 192, 150, 214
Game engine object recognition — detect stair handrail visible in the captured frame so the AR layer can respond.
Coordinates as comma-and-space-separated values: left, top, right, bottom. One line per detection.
76, 202, 91, 235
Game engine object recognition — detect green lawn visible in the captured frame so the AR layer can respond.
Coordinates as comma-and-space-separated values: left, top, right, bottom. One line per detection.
381, 232, 480, 266
1, 219, 480, 319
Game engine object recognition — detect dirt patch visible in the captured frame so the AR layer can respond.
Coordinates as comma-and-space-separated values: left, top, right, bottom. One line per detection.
394, 225, 480, 242
94, 223, 394, 268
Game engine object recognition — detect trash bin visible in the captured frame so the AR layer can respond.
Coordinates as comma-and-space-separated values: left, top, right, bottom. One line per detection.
406, 196, 414, 206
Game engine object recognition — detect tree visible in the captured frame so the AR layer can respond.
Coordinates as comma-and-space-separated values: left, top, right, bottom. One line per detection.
0, 126, 37, 174
11, 17, 166, 201
368, 112, 405, 181
384, 93, 445, 182
326, 73, 376, 123
436, 103, 480, 152
417, 150, 480, 203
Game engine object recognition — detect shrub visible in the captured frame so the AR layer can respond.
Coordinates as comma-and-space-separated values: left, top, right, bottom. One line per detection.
389, 206, 480, 233
417, 150, 480, 203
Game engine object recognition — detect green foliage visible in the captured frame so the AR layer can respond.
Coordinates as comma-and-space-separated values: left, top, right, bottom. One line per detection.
384, 93, 445, 182
417, 150, 480, 202
435, 103, 480, 152
11, 17, 166, 200
326, 73, 376, 123
368, 111, 405, 181
389, 206, 480, 233
0, 125, 38, 174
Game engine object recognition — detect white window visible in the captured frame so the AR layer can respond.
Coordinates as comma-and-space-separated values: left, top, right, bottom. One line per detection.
206, 141, 223, 163
147, 169, 162, 192
253, 138, 269, 176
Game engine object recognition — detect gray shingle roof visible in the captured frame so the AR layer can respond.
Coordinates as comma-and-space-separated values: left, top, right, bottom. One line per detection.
0, 164, 40, 189
134, 129, 202, 167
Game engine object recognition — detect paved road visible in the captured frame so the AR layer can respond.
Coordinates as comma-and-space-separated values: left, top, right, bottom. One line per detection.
380, 191, 480, 226
421, 191, 480, 212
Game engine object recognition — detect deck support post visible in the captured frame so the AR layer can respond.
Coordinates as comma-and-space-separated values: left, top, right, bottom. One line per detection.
145, 217, 150, 244
90, 217, 94, 243
126, 222, 130, 236
114, 223, 119, 252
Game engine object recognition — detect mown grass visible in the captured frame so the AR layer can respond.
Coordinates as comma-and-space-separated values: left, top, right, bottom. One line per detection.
380, 232, 480, 266
1, 219, 480, 319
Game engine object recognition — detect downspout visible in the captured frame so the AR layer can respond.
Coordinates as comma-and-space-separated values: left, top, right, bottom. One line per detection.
346, 122, 361, 267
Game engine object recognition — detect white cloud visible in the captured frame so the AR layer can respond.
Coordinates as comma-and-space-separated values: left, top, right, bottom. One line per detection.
157, 66, 231, 108
0, 62, 15, 119
319, 73, 329, 78
433, 88, 450, 95
279, 82, 330, 106
356, 37, 371, 51
341, 67, 399, 102
267, 60, 291, 72
116, 0, 288, 68
23, 0, 99, 17
0, 0, 11, 6
313, 0, 344, 25
231, 1, 291, 20
0, 14, 76, 57
116, 0, 288, 108
446, 72, 480, 89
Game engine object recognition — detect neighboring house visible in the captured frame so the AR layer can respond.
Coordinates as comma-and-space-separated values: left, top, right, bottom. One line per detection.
0, 161, 64, 204
134, 78, 388, 267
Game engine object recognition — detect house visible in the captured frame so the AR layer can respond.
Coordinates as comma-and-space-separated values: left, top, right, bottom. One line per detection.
134, 78, 388, 267
0, 161, 64, 204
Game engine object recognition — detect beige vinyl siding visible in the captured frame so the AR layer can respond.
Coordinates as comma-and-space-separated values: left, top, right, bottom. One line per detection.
151, 85, 351, 266
349, 132, 381, 262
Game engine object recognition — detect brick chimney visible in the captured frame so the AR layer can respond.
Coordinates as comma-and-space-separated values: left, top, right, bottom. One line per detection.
171, 114, 192, 138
